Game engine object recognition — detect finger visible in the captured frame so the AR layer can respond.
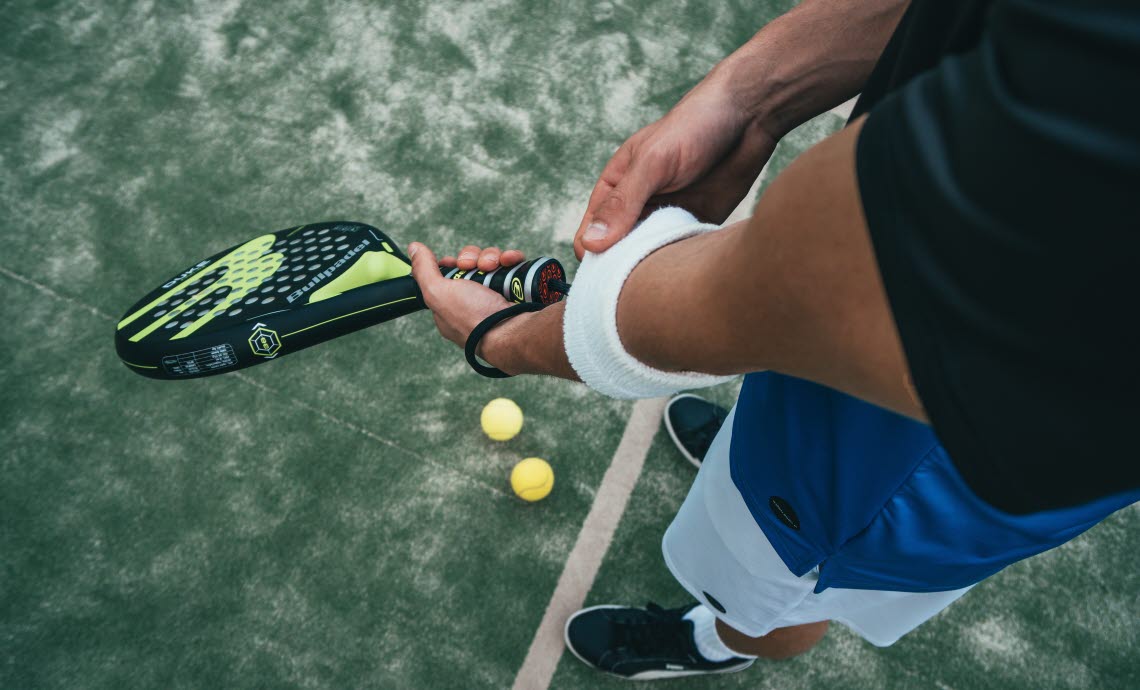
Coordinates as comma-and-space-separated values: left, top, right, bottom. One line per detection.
476, 246, 501, 272
574, 145, 634, 259
499, 249, 526, 267
456, 244, 481, 270
574, 174, 631, 261
579, 164, 659, 255
407, 242, 446, 301
573, 179, 612, 260
439, 255, 458, 268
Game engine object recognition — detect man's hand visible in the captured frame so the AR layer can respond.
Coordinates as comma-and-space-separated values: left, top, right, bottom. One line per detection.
573, 77, 778, 259
407, 242, 523, 350
478, 117, 925, 420
438, 244, 526, 273
407, 241, 578, 380
571, 0, 910, 260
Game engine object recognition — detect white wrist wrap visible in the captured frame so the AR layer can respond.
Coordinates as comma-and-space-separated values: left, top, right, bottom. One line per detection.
563, 207, 734, 399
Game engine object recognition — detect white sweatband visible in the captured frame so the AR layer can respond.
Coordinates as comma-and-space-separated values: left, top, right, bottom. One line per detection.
563, 207, 735, 399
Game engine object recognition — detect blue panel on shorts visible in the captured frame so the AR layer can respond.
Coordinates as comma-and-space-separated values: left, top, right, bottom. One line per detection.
729, 372, 1139, 593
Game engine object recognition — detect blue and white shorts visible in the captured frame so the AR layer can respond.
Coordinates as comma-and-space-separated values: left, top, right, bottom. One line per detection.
662, 406, 973, 647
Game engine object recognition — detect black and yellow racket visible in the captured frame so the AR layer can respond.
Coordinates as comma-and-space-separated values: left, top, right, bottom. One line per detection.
115, 221, 567, 380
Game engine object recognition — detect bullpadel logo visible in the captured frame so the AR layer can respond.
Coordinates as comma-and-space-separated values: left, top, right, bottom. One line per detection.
769, 496, 801, 531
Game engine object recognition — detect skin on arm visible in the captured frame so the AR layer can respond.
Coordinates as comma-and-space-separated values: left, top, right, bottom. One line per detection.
717, 619, 830, 660
471, 116, 924, 421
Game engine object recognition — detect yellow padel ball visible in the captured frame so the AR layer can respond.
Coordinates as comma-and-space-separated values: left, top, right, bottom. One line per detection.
511, 458, 554, 502
481, 398, 524, 441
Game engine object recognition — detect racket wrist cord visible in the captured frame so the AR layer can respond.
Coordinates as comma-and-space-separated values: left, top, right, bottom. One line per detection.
465, 302, 548, 378
547, 278, 572, 295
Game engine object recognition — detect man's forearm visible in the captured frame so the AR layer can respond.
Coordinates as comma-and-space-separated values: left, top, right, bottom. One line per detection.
479, 302, 577, 380
482, 117, 925, 420
711, 0, 908, 137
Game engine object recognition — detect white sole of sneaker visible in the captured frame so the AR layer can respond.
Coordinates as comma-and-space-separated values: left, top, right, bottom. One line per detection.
625, 661, 754, 681
623, 660, 754, 681
563, 605, 754, 681
662, 394, 706, 469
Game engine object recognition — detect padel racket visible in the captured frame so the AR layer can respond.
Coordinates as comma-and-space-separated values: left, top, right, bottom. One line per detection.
115, 221, 567, 380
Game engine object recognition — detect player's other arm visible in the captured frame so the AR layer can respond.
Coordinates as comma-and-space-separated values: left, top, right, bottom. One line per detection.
716, 0, 908, 139
574, 0, 910, 256
470, 116, 924, 421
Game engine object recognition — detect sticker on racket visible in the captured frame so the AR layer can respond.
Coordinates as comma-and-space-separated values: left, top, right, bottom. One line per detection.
115, 221, 568, 380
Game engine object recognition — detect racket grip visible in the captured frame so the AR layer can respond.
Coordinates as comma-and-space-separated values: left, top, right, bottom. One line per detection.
439, 257, 567, 305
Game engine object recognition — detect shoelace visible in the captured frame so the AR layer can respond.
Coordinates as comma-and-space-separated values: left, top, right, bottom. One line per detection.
611, 603, 694, 658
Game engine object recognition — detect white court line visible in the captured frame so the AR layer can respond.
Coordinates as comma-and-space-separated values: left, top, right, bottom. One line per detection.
511, 397, 666, 690
829, 95, 859, 121
722, 97, 857, 228
724, 163, 771, 227
0, 264, 117, 321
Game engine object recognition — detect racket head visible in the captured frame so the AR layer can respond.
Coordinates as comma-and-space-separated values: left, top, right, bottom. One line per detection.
116, 221, 423, 380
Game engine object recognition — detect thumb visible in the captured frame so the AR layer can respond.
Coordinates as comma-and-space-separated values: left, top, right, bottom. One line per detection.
580, 171, 656, 255
407, 242, 444, 296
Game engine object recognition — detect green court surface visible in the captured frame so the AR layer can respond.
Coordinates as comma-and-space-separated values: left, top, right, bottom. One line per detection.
1, 2, 1136, 688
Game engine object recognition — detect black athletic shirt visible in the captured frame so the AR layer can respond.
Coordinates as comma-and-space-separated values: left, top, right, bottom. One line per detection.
852, 0, 1140, 514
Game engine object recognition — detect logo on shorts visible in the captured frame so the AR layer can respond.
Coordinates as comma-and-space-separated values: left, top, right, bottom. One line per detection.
769, 496, 801, 531
702, 591, 727, 614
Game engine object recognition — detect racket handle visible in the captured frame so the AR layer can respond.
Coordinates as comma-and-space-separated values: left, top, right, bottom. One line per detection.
439, 257, 568, 305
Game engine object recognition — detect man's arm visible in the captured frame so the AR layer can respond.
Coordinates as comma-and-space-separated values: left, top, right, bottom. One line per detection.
574, 0, 910, 257
475, 117, 924, 421
714, 0, 908, 137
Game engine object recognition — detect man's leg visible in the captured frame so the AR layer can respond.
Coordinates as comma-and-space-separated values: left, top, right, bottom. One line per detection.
663, 395, 828, 660
561, 605, 830, 680
716, 619, 829, 660
662, 399, 829, 661
565, 402, 834, 680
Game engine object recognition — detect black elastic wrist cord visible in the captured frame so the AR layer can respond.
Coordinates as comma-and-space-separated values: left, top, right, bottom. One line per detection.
465, 302, 547, 378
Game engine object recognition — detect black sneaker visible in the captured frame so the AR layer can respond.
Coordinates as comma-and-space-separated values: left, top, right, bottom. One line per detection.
663, 394, 729, 468
564, 602, 754, 680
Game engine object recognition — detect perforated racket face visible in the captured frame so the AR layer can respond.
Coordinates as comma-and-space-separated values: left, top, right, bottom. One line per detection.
116, 221, 420, 379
